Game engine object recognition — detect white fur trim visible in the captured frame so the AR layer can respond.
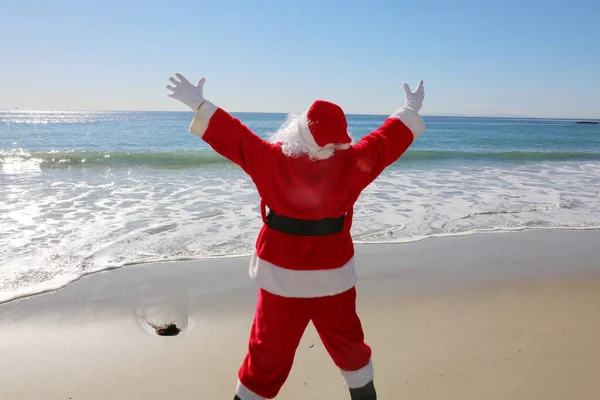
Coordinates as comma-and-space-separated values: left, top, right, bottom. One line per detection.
236, 380, 266, 400
189, 100, 218, 138
249, 252, 357, 298
341, 359, 374, 389
390, 106, 425, 139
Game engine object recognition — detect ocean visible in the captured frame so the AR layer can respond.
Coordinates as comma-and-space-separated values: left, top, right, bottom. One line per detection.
1, 110, 600, 304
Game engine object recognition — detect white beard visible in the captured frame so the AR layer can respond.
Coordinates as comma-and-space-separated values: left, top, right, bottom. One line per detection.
268, 112, 351, 160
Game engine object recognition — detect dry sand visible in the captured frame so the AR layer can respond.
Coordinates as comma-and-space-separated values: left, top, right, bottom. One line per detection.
1, 230, 599, 399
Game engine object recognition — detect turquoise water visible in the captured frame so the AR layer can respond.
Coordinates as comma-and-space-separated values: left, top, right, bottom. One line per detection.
3, 111, 600, 167
1, 110, 600, 303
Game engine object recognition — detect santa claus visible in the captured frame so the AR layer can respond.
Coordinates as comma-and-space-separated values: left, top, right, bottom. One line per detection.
166, 73, 425, 399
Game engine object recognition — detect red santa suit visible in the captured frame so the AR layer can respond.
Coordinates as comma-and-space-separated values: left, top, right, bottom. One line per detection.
188, 98, 425, 399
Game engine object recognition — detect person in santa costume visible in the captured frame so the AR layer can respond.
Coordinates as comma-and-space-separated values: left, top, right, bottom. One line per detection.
166, 73, 425, 399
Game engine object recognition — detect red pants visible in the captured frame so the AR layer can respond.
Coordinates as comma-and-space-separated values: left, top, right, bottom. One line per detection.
236, 287, 373, 399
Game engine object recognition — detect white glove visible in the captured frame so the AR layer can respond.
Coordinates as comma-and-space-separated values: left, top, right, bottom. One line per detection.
403, 80, 425, 113
166, 73, 206, 111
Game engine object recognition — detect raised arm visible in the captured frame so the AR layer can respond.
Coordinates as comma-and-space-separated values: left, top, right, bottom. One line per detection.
166, 73, 276, 177
352, 80, 426, 187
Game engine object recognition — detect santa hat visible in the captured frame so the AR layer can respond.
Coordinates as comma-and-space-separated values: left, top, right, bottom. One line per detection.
307, 100, 352, 147
297, 100, 352, 159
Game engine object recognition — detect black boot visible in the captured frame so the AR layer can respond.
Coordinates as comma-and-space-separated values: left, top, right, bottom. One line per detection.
349, 380, 377, 400
233, 396, 241, 400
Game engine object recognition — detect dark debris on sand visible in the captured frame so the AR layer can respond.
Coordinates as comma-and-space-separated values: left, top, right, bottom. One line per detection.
148, 321, 181, 336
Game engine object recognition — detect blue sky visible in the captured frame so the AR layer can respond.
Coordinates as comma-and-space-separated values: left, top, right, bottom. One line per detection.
2, 0, 599, 118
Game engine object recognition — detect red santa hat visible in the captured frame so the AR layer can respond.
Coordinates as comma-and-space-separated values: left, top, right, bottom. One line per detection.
305, 100, 352, 147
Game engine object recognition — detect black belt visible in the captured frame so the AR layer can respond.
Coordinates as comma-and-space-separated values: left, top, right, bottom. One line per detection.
266, 210, 345, 236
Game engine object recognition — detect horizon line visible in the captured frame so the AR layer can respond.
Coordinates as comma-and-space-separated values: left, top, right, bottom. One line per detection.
1, 108, 599, 121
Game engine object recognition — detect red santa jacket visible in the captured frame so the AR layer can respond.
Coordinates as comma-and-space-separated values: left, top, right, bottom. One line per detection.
189, 101, 424, 298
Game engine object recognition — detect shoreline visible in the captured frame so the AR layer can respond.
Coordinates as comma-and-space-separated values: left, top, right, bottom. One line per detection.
4, 227, 600, 306
2, 228, 600, 306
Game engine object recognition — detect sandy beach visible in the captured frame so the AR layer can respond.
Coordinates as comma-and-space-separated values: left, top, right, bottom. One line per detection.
1, 230, 600, 399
